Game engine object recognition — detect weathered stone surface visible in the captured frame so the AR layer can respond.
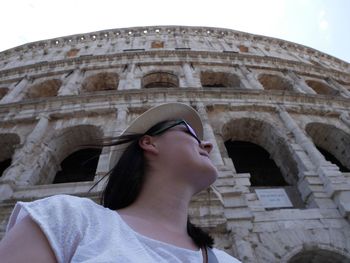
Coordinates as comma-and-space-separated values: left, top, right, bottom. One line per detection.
0, 26, 350, 262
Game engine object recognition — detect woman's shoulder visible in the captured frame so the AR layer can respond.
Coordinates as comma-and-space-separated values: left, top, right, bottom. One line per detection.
212, 248, 242, 263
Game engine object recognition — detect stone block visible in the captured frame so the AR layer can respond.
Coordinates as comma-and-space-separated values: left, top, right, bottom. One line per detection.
0, 184, 14, 201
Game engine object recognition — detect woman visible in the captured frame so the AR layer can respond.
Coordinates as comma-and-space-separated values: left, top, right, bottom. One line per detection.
0, 103, 241, 263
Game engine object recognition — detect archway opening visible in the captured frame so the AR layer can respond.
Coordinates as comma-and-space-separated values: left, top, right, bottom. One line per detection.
142, 72, 179, 88
200, 72, 241, 88
26, 79, 61, 99
225, 140, 288, 186
53, 148, 102, 183
81, 72, 119, 92
306, 123, 350, 171
258, 73, 294, 91
305, 80, 338, 95
0, 158, 11, 177
288, 248, 349, 263
317, 146, 350, 172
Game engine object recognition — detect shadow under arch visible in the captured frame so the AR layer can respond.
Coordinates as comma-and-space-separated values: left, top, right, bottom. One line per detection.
25, 79, 62, 99
200, 71, 242, 88
142, 71, 179, 88
222, 117, 299, 185
258, 73, 294, 92
305, 122, 350, 172
0, 133, 21, 177
81, 72, 119, 93
221, 117, 305, 208
39, 124, 104, 184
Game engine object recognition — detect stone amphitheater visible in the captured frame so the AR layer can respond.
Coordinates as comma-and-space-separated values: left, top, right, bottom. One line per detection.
0, 25, 350, 262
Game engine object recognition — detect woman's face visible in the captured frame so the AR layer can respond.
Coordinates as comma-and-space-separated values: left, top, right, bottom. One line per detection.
150, 121, 218, 193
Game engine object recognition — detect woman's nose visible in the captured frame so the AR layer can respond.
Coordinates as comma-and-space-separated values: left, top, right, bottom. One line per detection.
200, 140, 213, 153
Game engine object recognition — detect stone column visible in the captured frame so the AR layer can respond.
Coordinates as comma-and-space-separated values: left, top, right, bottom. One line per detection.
277, 107, 326, 167
58, 69, 82, 95
238, 66, 264, 90
118, 64, 140, 90
285, 70, 316, 94
0, 115, 51, 200
196, 102, 224, 165
0, 76, 30, 104
2, 114, 50, 185
326, 78, 350, 98
182, 63, 201, 88
278, 106, 350, 217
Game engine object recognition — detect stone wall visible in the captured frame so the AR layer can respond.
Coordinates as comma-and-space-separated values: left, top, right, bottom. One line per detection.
1, 26, 350, 263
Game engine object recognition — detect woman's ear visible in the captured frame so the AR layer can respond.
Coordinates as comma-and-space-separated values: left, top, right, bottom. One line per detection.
139, 135, 159, 155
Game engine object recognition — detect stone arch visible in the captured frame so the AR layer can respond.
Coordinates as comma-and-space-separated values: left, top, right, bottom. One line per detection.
142, 72, 179, 88
258, 73, 294, 91
81, 72, 119, 93
26, 79, 61, 99
256, 228, 350, 263
288, 249, 349, 263
305, 80, 338, 95
0, 87, 9, 100
282, 244, 350, 263
40, 125, 103, 184
305, 122, 350, 171
222, 117, 299, 185
0, 133, 20, 177
200, 71, 241, 88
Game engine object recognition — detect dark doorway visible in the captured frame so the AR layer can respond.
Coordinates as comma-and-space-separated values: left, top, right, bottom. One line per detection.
225, 140, 288, 186
53, 148, 102, 184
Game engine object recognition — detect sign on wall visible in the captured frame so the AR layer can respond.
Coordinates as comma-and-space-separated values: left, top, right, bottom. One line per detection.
255, 188, 293, 208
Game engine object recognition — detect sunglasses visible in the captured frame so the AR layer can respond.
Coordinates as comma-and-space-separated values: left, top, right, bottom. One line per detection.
150, 120, 201, 144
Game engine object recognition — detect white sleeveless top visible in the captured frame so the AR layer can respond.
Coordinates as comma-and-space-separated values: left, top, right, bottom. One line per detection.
7, 194, 241, 263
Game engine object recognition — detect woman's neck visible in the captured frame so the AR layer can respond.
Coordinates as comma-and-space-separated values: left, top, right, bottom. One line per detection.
116, 172, 198, 249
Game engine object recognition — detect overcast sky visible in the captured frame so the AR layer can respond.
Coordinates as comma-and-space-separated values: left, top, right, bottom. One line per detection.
1, 0, 349, 63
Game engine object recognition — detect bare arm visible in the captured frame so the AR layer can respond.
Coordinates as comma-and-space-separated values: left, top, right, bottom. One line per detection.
0, 215, 57, 263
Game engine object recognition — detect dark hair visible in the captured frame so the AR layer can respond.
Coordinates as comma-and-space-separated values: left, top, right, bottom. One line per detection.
100, 120, 214, 248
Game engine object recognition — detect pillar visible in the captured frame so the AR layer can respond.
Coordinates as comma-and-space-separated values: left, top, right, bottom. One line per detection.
0, 76, 30, 104
238, 66, 264, 90
285, 70, 316, 94
182, 63, 201, 88
118, 64, 140, 90
58, 68, 83, 95
1, 114, 51, 186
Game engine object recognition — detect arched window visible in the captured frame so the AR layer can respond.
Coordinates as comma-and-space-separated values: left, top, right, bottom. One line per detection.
81, 72, 119, 93
225, 140, 287, 186
305, 80, 338, 95
258, 74, 293, 91
222, 118, 304, 208
142, 72, 179, 88
26, 79, 61, 99
306, 123, 350, 171
200, 72, 241, 88
53, 148, 102, 183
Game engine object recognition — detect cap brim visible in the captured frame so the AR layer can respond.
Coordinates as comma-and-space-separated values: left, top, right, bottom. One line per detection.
122, 103, 203, 139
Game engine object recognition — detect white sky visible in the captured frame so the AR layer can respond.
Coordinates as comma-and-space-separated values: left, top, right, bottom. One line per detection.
1, 0, 349, 63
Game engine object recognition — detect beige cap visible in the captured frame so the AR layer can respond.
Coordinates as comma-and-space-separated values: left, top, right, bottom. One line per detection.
122, 102, 203, 139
